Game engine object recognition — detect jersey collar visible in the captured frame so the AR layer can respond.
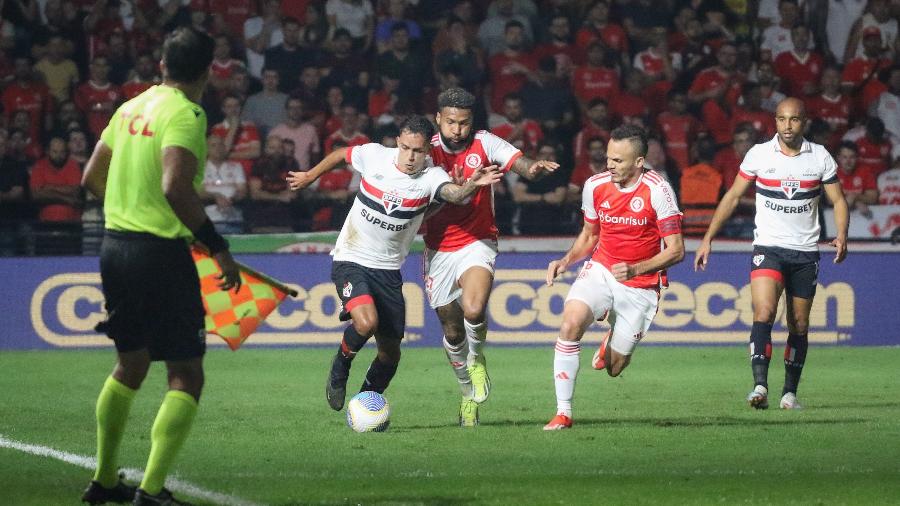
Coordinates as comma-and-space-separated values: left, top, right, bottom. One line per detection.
771, 134, 811, 155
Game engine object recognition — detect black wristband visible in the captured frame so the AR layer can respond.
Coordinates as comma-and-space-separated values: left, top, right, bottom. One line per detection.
193, 218, 229, 255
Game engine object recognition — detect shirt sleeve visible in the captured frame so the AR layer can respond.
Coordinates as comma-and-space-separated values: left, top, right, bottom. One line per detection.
581, 177, 599, 223
428, 167, 453, 203
821, 150, 838, 184
651, 179, 684, 237
480, 131, 523, 173
738, 145, 760, 180
161, 106, 207, 161
347, 143, 380, 177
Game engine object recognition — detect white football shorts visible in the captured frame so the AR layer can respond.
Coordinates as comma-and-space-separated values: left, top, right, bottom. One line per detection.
565, 260, 659, 355
423, 239, 498, 309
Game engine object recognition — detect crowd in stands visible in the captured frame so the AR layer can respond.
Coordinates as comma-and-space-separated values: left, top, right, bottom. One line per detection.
1, 0, 899, 255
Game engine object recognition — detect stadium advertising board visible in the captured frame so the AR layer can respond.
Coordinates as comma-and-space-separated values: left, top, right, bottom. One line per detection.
2, 252, 898, 350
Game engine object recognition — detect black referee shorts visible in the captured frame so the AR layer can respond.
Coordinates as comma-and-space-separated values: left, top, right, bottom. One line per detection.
97, 230, 206, 361
331, 261, 406, 341
750, 245, 820, 299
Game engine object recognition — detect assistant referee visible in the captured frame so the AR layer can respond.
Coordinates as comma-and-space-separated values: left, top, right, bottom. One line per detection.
80, 27, 241, 506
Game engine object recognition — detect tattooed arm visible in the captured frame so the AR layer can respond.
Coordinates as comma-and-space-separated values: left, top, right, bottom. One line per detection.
438, 165, 503, 204
509, 155, 560, 181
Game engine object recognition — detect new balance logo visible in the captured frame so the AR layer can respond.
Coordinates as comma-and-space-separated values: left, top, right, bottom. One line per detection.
601, 200, 611, 209
555, 372, 570, 380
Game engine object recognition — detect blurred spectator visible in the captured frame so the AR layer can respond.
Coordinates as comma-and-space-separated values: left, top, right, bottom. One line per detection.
29, 136, 82, 255
571, 41, 619, 112
486, 20, 536, 114
10, 111, 44, 161
575, 1, 628, 65
609, 70, 650, 126
871, 66, 900, 140
754, 60, 787, 112
433, 16, 484, 92
298, 3, 329, 49
680, 137, 723, 236
713, 122, 757, 237
243, 0, 284, 78
202, 135, 248, 234
676, 13, 713, 78
208, 0, 256, 39
242, 68, 288, 139
209, 35, 247, 95
269, 97, 320, 171
486, 0, 537, 18
533, 12, 578, 78
0, 133, 32, 255
572, 98, 611, 167
520, 56, 576, 140
773, 25, 824, 97
323, 103, 370, 153
843, 117, 896, 175
823, 0, 868, 64
368, 73, 400, 123
32, 0, 86, 68
74, 56, 122, 140
760, 0, 805, 60
325, 0, 375, 52
375, 0, 422, 54
656, 89, 704, 173
877, 159, 900, 204
2, 56, 53, 142
806, 65, 853, 149
265, 17, 317, 93
121, 53, 159, 100
621, 0, 672, 50
321, 29, 370, 107
246, 134, 299, 232
841, 25, 893, 112
210, 94, 262, 175
66, 129, 89, 166
844, 0, 897, 62
568, 136, 606, 204
376, 23, 429, 106
478, 0, 532, 57
83, 0, 126, 62
105, 31, 132, 85
34, 35, 79, 102
491, 93, 543, 155
634, 28, 680, 85
731, 82, 776, 140
293, 66, 327, 116
834, 141, 878, 218
432, 1, 480, 56
306, 140, 358, 231
689, 43, 743, 145
643, 136, 671, 182
510, 141, 568, 235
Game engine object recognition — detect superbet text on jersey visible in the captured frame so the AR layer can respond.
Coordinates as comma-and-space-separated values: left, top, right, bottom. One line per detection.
582, 170, 683, 289
424, 131, 522, 251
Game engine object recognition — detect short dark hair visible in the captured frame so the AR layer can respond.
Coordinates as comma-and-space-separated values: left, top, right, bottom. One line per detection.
437, 87, 476, 110
837, 141, 858, 154
162, 27, 214, 83
505, 20, 525, 32
609, 124, 648, 157
399, 115, 435, 140
391, 21, 409, 34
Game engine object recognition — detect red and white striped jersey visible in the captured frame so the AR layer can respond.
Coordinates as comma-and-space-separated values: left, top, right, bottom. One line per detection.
582, 170, 682, 289
333, 144, 451, 269
739, 135, 838, 251
424, 131, 522, 251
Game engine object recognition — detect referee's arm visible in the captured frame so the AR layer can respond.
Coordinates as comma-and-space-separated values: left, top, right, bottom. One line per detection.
161, 146, 208, 230
83, 141, 113, 199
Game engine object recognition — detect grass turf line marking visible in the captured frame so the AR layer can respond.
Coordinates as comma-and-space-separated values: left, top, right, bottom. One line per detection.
0, 434, 264, 506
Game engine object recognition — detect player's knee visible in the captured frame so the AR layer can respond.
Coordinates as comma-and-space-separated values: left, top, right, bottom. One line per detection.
377, 347, 401, 365
460, 299, 486, 324
558, 318, 583, 342
788, 320, 809, 336
352, 318, 378, 338
754, 307, 778, 324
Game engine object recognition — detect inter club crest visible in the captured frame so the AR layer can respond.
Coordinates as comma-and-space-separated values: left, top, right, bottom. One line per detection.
465, 153, 482, 168
781, 178, 801, 198
629, 197, 645, 212
753, 254, 764, 266
382, 190, 403, 214
342, 282, 353, 298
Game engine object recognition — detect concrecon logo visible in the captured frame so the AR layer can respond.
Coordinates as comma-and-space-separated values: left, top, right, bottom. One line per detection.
31, 273, 108, 347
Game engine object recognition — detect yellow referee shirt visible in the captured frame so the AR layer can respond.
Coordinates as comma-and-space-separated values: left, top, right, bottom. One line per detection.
100, 85, 207, 239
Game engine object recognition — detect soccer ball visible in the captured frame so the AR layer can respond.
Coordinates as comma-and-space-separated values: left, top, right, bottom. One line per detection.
346, 391, 391, 433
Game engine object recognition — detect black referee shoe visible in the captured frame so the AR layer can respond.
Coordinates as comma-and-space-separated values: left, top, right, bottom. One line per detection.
326, 352, 351, 411
133, 488, 193, 506
82, 477, 136, 504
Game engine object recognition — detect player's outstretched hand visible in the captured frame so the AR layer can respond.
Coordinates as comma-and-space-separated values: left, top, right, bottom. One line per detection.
546, 259, 568, 286
470, 164, 502, 186
215, 250, 242, 293
611, 262, 635, 281
830, 235, 847, 263
694, 241, 711, 271
287, 171, 314, 191
528, 160, 560, 178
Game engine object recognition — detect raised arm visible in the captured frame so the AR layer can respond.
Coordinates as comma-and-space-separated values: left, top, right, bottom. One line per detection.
438, 164, 502, 204
694, 174, 755, 270
509, 154, 560, 181
287, 147, 348, 191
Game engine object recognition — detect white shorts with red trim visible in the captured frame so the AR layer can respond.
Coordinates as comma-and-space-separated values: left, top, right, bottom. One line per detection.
423, 239, 498, 309
565, 260, 659, 356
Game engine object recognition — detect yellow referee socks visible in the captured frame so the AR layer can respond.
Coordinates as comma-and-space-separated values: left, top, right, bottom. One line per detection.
139, 390, 198, 495
93, 376, 137, 488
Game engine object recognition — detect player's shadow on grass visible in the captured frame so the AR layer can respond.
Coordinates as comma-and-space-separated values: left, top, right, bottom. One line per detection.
283, 495, 475, 505
394, 416, 871, 430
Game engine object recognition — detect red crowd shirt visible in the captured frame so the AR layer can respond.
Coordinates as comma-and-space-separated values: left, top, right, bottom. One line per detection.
571, 66, 619, 104
773, 51, 824, 97
575, 24, 628, 57
1, 82, 52, 140
487, 52, 536, 113
210, 120, 261, 175
657, 112, 704, 171
29, 157, 82, 222
491, 120, 543, 155
837, 166, 878, 194
121, 79, 154, 100
324, 131, 371, 155
74, 81, 122, 140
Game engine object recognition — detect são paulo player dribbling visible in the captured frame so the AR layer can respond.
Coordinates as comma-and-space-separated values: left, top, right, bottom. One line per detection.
543, 125, 685, 430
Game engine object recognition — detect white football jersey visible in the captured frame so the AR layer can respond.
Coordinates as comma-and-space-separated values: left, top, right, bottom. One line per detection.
739, 135, 838, 251
332, 143, 451, 270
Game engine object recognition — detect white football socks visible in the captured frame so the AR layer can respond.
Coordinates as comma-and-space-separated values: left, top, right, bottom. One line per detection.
464, 318, 487, 364
443, 336, 473, 399
553, 338, 581, 417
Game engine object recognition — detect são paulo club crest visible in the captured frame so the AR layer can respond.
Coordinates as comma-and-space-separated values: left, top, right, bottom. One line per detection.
465, 153, 482, 168
629, 197, 645, 212
342, 281, 353, 298
753, 254, 764, 266
781, 178, 801, 198
382, 190, 403, 214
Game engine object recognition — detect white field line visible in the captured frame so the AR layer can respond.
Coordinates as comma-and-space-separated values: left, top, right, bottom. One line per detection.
0, 434, 265, 506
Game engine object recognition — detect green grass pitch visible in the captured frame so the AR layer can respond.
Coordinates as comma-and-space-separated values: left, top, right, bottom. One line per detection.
1, 346, 899, 505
